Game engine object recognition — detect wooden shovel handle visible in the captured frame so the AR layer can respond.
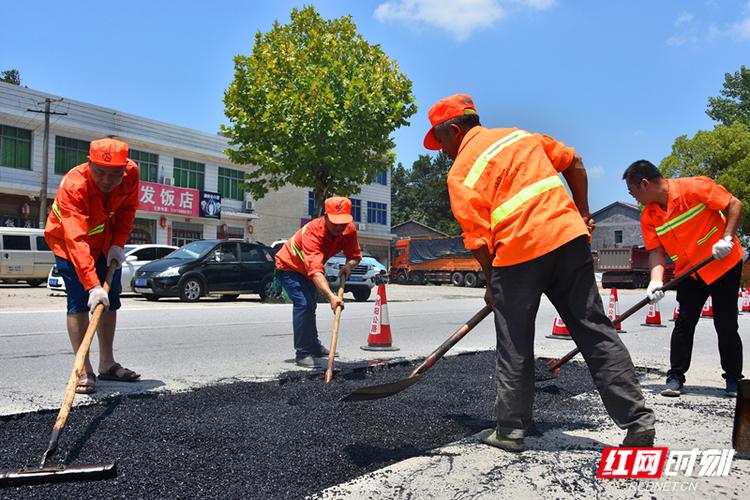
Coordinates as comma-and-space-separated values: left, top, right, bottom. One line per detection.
324, 287, 345, 384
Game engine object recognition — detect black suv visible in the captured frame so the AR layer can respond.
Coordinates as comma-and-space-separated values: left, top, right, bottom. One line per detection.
132, 239, 276, 302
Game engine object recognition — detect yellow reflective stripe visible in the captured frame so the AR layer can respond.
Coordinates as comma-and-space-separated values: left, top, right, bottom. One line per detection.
490, 176, 564, 228
670, 255, 679, 262
87, 223, 105, 236
463, 130, 532, 189
51, 202, 62, 221
289, 226, 307, 262
697, 226, 718, 245
655, 203, 706, 236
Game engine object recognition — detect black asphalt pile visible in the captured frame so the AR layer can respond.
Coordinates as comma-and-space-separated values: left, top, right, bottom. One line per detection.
1, 353, 607, 499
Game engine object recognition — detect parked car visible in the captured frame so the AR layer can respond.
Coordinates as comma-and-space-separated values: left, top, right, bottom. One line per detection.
47, 244, 177, 294
132, 239, 276, 302
0, 227, 55, 287
325, 253, 387, 302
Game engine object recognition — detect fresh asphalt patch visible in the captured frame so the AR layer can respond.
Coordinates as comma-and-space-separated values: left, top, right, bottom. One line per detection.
1, 352, 621, 499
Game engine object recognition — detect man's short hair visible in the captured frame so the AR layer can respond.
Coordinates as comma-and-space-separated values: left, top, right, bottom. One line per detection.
622, 160, 663, 184
433, 113, 481, 136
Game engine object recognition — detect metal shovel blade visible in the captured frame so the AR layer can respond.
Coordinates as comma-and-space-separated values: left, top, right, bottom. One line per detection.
0, 462, 116, 488
340, 374, 423, 402
732, 379, 750, 453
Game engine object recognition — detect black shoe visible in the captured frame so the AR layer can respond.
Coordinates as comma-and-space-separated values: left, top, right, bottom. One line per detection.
479, 429, 525, 452
313, 346, 338, 357
295, 356, 317, 369
621, 428, 655, 447
726, 377, 739, 398
661, 375, 683, 397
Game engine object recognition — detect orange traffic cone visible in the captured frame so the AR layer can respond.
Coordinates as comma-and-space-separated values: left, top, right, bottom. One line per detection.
361, 283, 399, 351
641, 302, 666, 328
607, 288, 626, 333
743, 288, 750, 313
701, 296, 713, 318
670, 303, 680, 322
546, 314, 572, 340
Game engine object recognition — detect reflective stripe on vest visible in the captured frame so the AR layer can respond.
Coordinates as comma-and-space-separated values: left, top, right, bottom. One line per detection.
697, 226, 718, 245
51, 201, 105, 236
490, 175, 564, 229
655, 203, 706, 236
51, 202, 62, 221
463, 130, 532, 189
289, 226, 307, 262
670, 254, 679, 262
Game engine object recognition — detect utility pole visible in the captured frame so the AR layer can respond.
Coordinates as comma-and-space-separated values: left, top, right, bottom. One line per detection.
28, 98, 66, 228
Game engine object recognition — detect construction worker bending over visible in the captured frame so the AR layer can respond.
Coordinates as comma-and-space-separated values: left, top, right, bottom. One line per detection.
45, 138, 141, 394
275, 197, 361, 368
424, 94, 656, 451
623, 160, 744, 397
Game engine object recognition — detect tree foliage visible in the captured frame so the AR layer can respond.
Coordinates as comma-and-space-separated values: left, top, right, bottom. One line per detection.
1, 69, 20, 85
660, 121, 750, 236
706, 65, 750, 126
391, 153, 461, 235
222, 6, 416, 216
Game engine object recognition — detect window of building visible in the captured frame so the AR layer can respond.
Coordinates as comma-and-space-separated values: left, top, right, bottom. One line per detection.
0, 125, 32, 170
129, 218, 156, 244
614, 230, 623, 244
54, 136, 89, 175
367, 201, 387, 225
351, 198, 361, 222
217, 225, 244, 240
307, 191, 326, 217
373, 170, 388, 185
129, 149, 159, 183
218, 167, 244, 201
171, 221, 203, 247
173, 158, 205, 190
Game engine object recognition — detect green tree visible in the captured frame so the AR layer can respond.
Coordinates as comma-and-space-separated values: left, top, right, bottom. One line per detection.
222, 6, 416, 216
706, 65, 750, 126
1, 69, 20, 85
660, 121, 750, 236
391, 153, 461, 235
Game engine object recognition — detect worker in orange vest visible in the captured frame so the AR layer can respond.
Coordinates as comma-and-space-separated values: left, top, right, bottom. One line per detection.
275, 196, 362, 368
424, 94, 655, 451
623, 160, 744, 397
45, 138, 141, 394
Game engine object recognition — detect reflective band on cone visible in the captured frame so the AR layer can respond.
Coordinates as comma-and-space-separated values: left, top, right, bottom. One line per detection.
361, 284, 399, 351
607, 288, 626, 333
546, 314, 572, 340
739, 288, 746, 314
641, 302, 666, 328
670, 303, 680, 322
701, 296, 713, 318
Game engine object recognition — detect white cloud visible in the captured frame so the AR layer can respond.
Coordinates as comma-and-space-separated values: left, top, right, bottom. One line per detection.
674, 12, 694, 26
374, 0, 554, 41
731, 17, 750, 40
588, 165, 605, 179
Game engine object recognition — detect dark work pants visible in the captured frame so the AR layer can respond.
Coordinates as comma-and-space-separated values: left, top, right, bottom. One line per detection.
490, 236, 655, 439
279, 270, 324, 359
668, 261, 743, 382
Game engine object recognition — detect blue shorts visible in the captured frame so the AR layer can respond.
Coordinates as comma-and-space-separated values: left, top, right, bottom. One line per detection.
55, 255, 122, 315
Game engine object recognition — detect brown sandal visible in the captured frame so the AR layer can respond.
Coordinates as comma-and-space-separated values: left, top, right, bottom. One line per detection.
75, 372, 97, 394
98, 363, 140, 382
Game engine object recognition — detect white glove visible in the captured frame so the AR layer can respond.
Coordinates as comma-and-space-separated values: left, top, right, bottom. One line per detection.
88, 286, 110, 313
712, 236, 734, 259
107, 245, 126, 268
646, 280, 665, 304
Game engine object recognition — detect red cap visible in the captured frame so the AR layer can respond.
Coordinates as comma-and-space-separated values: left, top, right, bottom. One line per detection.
423, 93, 477, 150
324, 196, 353, 224
88, 138, 129, 167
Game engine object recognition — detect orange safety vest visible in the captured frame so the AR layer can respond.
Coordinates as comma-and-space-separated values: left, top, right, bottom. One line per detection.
447, 126, 588, 266
45, 161, 140, 290
641, 177, 744, 284
274, 217, 361, 279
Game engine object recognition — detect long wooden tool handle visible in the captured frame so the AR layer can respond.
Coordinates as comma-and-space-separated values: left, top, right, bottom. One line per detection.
410, 304, 493, 378
324, 287, 345, 384
548, 255, 715, 372
42, 262, 117, 466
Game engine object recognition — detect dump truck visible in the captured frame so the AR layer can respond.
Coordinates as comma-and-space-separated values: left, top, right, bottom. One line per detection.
390, 236, 485, 287
599, 246, 674, 289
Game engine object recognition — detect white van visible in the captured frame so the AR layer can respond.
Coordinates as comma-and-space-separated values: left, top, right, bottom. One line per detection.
0, 227, 55, 287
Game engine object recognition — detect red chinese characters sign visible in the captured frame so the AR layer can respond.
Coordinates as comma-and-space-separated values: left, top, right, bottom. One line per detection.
138, 181, 199, 217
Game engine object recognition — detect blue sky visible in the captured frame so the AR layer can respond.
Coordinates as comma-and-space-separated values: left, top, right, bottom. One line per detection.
2, 0, 749, 211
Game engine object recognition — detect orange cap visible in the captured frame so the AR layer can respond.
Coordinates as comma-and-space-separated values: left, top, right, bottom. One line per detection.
423, 93, 477, 150
324, 196, 353, 224
88, 138, 129, 167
